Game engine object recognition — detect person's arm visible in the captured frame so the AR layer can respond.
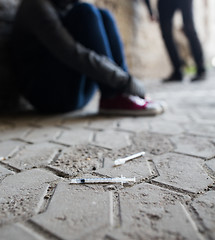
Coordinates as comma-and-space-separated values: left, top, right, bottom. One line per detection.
16, 0, 145, 97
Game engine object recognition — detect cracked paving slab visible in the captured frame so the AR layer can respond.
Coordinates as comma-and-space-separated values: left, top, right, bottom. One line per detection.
117, 117, 151, 133
4, 143, 62, 170
152, 153, 213, 193
0, 140, 26, 159
96, 132, 174, 180
191, 191, 215, 238
61, 116, 90, 129
205, 159, 215, 176
0, 123, 31, 142
49, 145, 110, 177
87, 116, 119, 131
0, 166, 14, 182
171, 135, 215, 159
96, 155, 154, 182
31, 182, 110, 240
122, 131, 174, 156
93, 130, 131, 150
0, 223, 46, 240
149, 121, 184, 135
106, 183, 203, 240
0, 169, 58, 225
185, 122, 215, 138
55, 128, 94, 146
23, 127, 62, 143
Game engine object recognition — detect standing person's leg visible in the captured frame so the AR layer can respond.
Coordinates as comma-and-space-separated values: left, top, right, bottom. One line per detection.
180, 0, 205, 81
158, 0, 183, 81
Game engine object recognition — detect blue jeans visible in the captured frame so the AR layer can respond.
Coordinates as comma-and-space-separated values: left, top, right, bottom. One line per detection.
25, 3, 128, 113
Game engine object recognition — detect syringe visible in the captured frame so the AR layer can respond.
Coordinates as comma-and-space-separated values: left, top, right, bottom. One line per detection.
70, 175, 136, 185
114, 151, 145, 166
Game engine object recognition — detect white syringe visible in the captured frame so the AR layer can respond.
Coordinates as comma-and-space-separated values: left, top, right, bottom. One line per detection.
114, 151, 145, 166
70, 175, 136, 185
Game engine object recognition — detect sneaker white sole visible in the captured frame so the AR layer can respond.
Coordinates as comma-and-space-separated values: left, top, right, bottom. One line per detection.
99, 106, 163, 116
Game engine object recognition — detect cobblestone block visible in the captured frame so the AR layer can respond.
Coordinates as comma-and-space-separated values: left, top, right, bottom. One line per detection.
61, 116, 89, 129
55, 129, 94, 146
93, 130, 131, 149
195, 118, 215, 125
0, 223, 46, 240
114, 183, 202, 240
117, 117, 150, 133
31, 182, 110, 240
0, 125, 31, 141
196, 108, 215, 122
0, 165, 13, 181
159, 112, 191, 123
185, 122, 215, 138
205, 159, 215, 174
50, 145, 110, 176
191, 191, 215, 238
87, 116, 119, 130
23, 127, 62, 143
0, 121, 31, 141
0, 169, 58, 225
153, 153, 213, 193
128, 132, 174, 155
0, 140, 25, 159
172, 106, 198, 116
96, 155, 154, 181
150, 121, 184, 135
91, 132, 173, 172
171, 135, 215, 159
4, 143, 62, 170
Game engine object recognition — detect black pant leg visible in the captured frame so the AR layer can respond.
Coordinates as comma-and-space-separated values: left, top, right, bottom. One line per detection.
180, 0, 205, 72
158, 0, 182, 73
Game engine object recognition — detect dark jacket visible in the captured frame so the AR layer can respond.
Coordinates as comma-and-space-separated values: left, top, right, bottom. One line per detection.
12, 0, 130, 90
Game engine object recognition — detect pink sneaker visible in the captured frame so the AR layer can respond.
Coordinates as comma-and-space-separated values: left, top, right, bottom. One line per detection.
99, 95, 164, 116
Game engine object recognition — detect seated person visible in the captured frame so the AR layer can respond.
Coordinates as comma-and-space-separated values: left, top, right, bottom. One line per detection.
12, 0, 163, 115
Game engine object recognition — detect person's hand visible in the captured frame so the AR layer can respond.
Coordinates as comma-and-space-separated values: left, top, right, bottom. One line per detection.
124, 76, 145, 99
150, 14, 158, 22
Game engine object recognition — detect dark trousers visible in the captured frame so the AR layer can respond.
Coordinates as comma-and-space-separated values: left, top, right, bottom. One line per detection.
158, 0, 204, 74
23, 3, 127, 113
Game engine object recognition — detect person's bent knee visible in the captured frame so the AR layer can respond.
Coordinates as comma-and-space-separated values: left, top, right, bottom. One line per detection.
72, 2, 100, 20
99, 8, 114, 22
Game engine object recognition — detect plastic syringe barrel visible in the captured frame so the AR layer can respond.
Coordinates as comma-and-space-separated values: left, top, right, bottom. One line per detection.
70, 176, 136, 184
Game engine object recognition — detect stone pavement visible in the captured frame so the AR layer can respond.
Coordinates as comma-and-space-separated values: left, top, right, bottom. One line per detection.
0, 71, 215, 240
